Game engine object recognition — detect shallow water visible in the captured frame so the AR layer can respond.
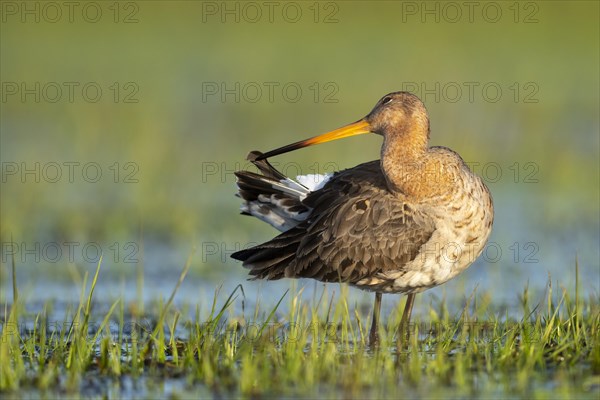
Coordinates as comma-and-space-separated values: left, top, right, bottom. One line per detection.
3, 187, 597, 318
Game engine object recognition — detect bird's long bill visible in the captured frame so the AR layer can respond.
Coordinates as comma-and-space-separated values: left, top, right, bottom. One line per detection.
256, 119, 372, 160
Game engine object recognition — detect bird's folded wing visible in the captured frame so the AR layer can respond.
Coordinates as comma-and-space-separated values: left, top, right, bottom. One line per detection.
287, 161, 436, 283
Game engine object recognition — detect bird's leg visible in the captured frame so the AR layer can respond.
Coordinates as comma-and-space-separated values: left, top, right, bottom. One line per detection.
397, 293, 416, 347
369, 292, 382, 346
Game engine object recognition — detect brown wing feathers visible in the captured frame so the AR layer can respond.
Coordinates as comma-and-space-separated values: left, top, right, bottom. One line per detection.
232, 160, 436, 288
232, 227, 305, 279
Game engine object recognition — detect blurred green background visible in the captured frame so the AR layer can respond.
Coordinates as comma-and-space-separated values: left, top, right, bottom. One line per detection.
1, 1, 598, 307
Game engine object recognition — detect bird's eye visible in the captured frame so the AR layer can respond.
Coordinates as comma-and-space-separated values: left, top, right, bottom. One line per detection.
382, 96, 393, 105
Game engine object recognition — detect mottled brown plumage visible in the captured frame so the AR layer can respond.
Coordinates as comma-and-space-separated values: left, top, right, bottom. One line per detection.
232, 92, 494, 345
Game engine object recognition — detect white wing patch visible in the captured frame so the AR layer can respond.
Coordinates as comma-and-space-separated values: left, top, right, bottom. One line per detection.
295, 173, 333, 193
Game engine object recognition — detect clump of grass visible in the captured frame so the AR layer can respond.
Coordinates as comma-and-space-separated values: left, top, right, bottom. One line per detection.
1, 259, 599, 398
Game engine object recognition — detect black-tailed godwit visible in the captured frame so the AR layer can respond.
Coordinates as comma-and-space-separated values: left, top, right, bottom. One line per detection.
232, 92, 494, 345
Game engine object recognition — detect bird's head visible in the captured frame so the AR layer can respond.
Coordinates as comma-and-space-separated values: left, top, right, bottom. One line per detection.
256, 91, 430, 161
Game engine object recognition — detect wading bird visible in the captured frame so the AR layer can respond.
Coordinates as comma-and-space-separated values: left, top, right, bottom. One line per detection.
231, 92, 494, 345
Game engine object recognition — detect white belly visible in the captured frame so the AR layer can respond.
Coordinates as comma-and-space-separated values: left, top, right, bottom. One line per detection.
383, 192, 493, 293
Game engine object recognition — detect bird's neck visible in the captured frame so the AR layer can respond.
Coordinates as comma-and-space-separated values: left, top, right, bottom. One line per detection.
380, 133, 453, 199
